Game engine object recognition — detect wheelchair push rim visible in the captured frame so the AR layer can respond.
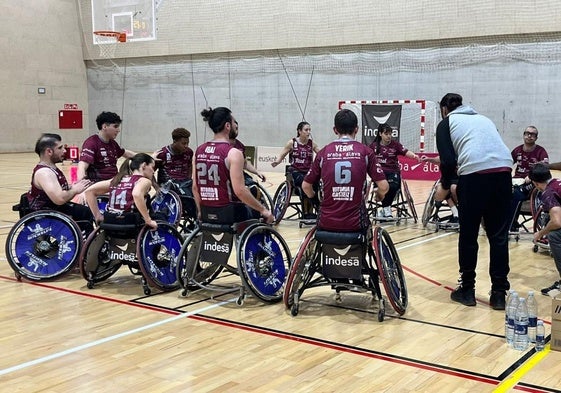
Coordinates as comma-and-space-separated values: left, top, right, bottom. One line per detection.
238, 223, 292, 303
79, 227, 123, 284
5, 210, 82, 281
373, 226, 408, 315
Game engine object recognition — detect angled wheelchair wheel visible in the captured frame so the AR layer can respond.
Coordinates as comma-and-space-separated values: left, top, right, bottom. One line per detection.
176, 228, 224, 292
5, 210, 82, 281
421, 181, 438, 228
402, 180, 418, 223
250, 182, 274, 212
79, 227, 122, 287
372, 226, 408, 315
137, 223, 183, 292
237, 223, 292, 303
272, 181, 291, 224
283, 227, 319, 314
530, 188, 542, 219
97, 195, 110, 215
151, 190, 183, 226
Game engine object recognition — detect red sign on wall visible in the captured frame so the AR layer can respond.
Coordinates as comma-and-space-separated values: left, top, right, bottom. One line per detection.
399, 153, 440, 181
59, 110, 83, 129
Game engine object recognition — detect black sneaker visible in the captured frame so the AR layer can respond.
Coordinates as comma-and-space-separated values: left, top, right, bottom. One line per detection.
450, 286, 476, 306
541, 280, 561, 296
489, 290, 506, 310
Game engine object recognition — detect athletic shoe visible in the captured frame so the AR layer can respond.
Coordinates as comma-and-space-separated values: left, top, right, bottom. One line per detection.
489, 290, 506, 310
541, 280, 561, 296
383, 206, 393, 218
450, 286, 476, 306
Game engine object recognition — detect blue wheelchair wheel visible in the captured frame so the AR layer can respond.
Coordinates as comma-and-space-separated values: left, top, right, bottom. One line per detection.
272, 181, 291, 224
237, 223, 291, 303
373, 226, 408, 315
5, 210, 82, 281
137, 223, 182, 291
150, 190, 182, 226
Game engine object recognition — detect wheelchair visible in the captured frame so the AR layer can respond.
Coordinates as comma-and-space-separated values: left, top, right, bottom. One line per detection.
367, 179, 417, 224
5, 194, 87, 281
421, 180, 458, 231
531, 190, 551, 254
272, 167, 317, 227
79, 212, 183, 295
151, 180, 198, 237
283, 225, 408, 321
176, 208, 292, 305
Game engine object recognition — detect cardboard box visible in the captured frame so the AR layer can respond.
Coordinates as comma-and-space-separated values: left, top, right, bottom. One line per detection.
551, 295, 561, 351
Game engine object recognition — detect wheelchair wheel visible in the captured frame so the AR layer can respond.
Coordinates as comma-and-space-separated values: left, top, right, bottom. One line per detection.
272, 181, 291, 224
97, 195, 110, 215
5, 210, 82, 281
421, 182, 438, 228
151, 190, 183, 226
283, 227, 318, 313
530, 188, 542, 219
137, 223, 183, 292
372, 226, 408, 315
176, 228, 224, 292
237, 223, 292, 303
402, 180, 418, 223
79, 227, 122, 287
250, 182, 273, 212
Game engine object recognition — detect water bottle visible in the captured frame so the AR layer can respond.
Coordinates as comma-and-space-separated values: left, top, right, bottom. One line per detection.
513, 297, 529, 351
505, 290, 516, 343
527, 291, 538, 343
535, 320, 545, 351
506, 292, 519, 345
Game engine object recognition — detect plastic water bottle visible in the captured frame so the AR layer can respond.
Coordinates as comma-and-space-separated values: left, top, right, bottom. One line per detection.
527, 291, 538, 343
535, 320, 545, 351
505, 290, 516, 343
506, 291, 519, 345
513, 297, 529, 351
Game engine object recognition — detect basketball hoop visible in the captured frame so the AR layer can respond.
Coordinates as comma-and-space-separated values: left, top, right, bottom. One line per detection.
93, 31, 126, 58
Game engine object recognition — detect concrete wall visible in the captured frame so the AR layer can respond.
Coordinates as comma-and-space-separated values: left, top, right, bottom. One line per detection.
0, 0, 89, 152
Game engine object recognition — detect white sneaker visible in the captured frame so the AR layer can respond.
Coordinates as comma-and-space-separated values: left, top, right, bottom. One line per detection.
383, 207, 393, 218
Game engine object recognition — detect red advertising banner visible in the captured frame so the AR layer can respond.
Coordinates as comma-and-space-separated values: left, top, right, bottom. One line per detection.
399, 153, 440, 181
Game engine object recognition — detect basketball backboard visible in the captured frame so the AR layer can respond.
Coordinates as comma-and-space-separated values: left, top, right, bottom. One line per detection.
91, 0, 156, 43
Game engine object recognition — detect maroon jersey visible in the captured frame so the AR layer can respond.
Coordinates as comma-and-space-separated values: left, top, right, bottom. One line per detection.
369, 140, 408, 173
155, 145, 193, 182
539, 178, 561, 212
305, 138, 386, 232
107, 174, 144, 212
80, 135, 126, 182
195, 141, 238, 207
289, 138, 314, 172
231, 139, 245, 154
511, 144, 549, 179
27, 164, 69, 210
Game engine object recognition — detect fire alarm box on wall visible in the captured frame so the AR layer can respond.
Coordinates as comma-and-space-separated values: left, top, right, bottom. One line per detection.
59, 110, 83, 129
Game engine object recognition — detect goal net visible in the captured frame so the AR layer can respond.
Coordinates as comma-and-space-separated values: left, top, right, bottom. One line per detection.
338, 100, 439, 153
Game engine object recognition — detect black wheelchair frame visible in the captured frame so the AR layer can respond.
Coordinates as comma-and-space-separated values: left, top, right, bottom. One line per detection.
367, 179, 418, 225
283, 225, 408, 322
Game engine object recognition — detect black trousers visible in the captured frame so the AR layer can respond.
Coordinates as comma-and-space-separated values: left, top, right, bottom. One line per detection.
457, 171, 511, 292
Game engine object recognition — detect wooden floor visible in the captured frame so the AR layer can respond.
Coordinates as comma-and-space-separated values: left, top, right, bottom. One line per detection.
1, 153, 561, 393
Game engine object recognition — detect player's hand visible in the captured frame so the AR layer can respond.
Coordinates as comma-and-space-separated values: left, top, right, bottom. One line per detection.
258, 173, 266, 182
146, 219, 158, 230
261, 209, 274, 224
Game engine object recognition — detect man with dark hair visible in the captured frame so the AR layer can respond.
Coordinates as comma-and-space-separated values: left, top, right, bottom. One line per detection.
302, 109, 388, 232
529, 163, 561, 296
437, 93, 513, 310
193, 107, 274, 224
77, 111, 136, 182
28, 133, 94, 231
153, 127, 194, 186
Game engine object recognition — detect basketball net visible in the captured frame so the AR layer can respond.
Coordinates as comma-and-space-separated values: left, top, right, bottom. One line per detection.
96, 35, 119, 58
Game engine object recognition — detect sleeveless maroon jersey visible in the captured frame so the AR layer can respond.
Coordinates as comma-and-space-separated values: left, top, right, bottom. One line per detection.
369, 140, 409, 173
80, 135, 125, 182
194, 141, 238, 207
107, 174, 144, 212
289, 138, 314, 172
155, 144, 193, 182
27, 164, 69, 210
540, 178, 561, 211
511, 144, 549, 179
305, 138, 386, 232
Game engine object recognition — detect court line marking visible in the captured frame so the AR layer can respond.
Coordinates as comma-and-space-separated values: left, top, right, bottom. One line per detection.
0, 299, 233, 377
493, 345, 551, 392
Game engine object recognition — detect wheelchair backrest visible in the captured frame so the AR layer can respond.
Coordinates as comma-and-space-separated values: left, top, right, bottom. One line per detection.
315, 230, 365, 280
199, 222, 235, 265
100, 211, 144, 239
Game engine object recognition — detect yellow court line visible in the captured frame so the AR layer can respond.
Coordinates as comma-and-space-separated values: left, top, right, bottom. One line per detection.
493, 344, 550, 392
